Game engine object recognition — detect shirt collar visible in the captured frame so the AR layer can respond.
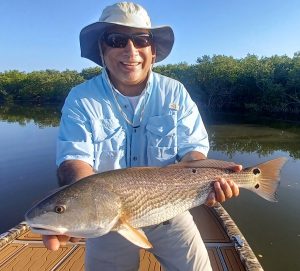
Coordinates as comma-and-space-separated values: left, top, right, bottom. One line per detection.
102, 69, 153, 97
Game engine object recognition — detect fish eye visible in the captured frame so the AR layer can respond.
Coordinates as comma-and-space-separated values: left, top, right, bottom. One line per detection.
252, 168, 261, 175
55, 205, 66, 214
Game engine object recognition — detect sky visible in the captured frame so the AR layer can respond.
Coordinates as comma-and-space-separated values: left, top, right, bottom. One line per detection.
0, 0, 299, 72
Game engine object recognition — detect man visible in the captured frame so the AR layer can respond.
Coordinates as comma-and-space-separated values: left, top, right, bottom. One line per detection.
43, 2, 240, 270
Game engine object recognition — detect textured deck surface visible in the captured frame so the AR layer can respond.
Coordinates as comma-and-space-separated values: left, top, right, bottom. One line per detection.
0, 205, 246, 271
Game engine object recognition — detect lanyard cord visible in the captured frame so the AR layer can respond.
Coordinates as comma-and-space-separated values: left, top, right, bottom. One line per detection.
98, 41, 150, 128
104, 71, 148, 128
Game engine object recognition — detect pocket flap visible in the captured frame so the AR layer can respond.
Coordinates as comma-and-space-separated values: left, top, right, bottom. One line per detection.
146, 115, 176, 137
91, 118, 122, 141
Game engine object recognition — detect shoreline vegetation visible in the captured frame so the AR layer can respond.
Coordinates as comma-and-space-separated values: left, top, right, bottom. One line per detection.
1, 53, 299, 120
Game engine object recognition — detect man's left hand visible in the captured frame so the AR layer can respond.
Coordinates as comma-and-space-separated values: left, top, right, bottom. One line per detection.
206, 164, 242, 206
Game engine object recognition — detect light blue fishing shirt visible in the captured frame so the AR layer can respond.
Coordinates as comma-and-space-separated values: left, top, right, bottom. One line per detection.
56, 70, 209, 172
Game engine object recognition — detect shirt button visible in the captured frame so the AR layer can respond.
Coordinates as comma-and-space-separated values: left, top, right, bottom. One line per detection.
134, 129, 137, 133
133, 156, 137, 161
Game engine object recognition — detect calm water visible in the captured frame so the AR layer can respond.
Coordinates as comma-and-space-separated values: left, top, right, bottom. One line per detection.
0, 104, 299, 270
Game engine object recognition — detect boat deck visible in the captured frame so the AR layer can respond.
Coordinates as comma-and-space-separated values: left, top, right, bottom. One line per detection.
0, 205, 261, 270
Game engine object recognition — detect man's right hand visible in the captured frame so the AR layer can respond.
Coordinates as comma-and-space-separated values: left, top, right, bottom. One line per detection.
42, 235, 82, 251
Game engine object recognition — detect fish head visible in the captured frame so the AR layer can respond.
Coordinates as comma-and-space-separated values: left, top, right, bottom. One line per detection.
25, 182, 122, 238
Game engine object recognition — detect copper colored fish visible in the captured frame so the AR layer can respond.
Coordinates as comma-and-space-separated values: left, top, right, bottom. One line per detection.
25, 157, 287, 248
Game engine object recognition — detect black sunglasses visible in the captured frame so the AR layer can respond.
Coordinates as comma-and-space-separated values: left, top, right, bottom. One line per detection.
102, 32, 153, 49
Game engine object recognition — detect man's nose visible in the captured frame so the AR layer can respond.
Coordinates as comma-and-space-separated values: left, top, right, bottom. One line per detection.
124, 39, 138, 53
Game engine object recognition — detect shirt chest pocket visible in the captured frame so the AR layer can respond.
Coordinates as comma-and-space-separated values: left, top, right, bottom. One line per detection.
146, 114, 177, 148
90, 118, 126, 172
145, 114, 178, 166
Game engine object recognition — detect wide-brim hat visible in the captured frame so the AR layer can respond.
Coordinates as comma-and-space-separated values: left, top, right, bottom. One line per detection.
80, 2, 174, 66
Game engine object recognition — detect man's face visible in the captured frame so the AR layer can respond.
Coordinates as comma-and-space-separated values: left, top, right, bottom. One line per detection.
101, 26, 155, 95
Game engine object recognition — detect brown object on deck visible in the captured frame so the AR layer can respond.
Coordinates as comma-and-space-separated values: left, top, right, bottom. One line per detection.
0, 204, 262, 270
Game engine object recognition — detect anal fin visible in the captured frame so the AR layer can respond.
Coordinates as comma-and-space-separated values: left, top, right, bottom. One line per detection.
117, 217, 153, 249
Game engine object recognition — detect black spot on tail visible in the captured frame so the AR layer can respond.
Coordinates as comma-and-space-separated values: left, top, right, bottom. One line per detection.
253, 168, 261, 175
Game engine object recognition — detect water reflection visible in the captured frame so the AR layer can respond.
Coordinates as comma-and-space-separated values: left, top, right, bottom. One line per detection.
202, 112, 300, 159
208, 124, 300, 159
1, 104, 300, 159
0, 103, 61, 127
0, 103, 60, 234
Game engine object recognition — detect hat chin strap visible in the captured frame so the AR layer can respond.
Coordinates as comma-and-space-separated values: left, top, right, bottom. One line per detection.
98, 41, 107, 70
151, 46, 156, 69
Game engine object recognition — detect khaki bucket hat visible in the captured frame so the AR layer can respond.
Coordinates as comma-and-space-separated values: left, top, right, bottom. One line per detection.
80, 2, 174, 66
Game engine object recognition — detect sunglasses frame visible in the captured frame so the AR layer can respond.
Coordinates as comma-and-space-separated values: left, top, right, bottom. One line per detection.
102, 32, 153, 49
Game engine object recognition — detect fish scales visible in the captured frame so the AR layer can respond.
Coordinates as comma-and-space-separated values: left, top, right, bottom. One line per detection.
92, 167, 254, 228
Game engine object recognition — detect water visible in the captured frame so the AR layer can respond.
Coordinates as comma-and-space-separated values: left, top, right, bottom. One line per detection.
0, 104, 299, 270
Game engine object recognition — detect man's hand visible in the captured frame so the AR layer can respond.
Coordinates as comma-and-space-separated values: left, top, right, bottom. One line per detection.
42, 235, 82, 251
180, 151, 241, 206
206, 164, 242, 207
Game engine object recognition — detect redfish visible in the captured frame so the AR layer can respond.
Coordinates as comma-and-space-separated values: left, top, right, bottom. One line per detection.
25, 157, 287, 248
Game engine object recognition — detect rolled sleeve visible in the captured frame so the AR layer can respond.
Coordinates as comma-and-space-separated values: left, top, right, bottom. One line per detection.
177, 94, 209, 160
56, 93, 94, 167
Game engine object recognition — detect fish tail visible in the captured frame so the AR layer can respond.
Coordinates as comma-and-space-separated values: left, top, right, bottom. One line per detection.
252, 157, 288, 202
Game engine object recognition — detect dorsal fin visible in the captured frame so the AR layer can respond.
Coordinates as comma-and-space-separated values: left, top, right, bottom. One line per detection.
168, 159, 237, 169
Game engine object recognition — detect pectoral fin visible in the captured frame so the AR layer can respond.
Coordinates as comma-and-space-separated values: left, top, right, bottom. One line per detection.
117, 218, 153, 249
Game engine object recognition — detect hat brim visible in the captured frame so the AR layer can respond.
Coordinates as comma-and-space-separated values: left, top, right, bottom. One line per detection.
79, 22, 174, 66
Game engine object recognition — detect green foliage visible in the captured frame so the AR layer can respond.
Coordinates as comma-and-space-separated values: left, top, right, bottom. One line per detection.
195, 55, 239, 109
80, 67, 102, 80
0, 69, 85, 104
0, 70, 27, 101
154, 62, 198, 98
0, 53, 299, 118
192, 53, 300, 116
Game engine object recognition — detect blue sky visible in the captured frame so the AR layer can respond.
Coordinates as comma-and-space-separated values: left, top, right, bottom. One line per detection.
1, 0, 299, 72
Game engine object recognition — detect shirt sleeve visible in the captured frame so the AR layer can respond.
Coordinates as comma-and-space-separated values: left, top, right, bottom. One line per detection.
176, 87, 209, 160
56, 90, 95, 167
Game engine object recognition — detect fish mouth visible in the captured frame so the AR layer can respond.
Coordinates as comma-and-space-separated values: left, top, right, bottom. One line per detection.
29, 224, 68, 235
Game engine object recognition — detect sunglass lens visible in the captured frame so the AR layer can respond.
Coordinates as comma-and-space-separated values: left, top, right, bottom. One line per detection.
104, 33, 152, 49
105, 33, 128, 48
133, 35, 152, 48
